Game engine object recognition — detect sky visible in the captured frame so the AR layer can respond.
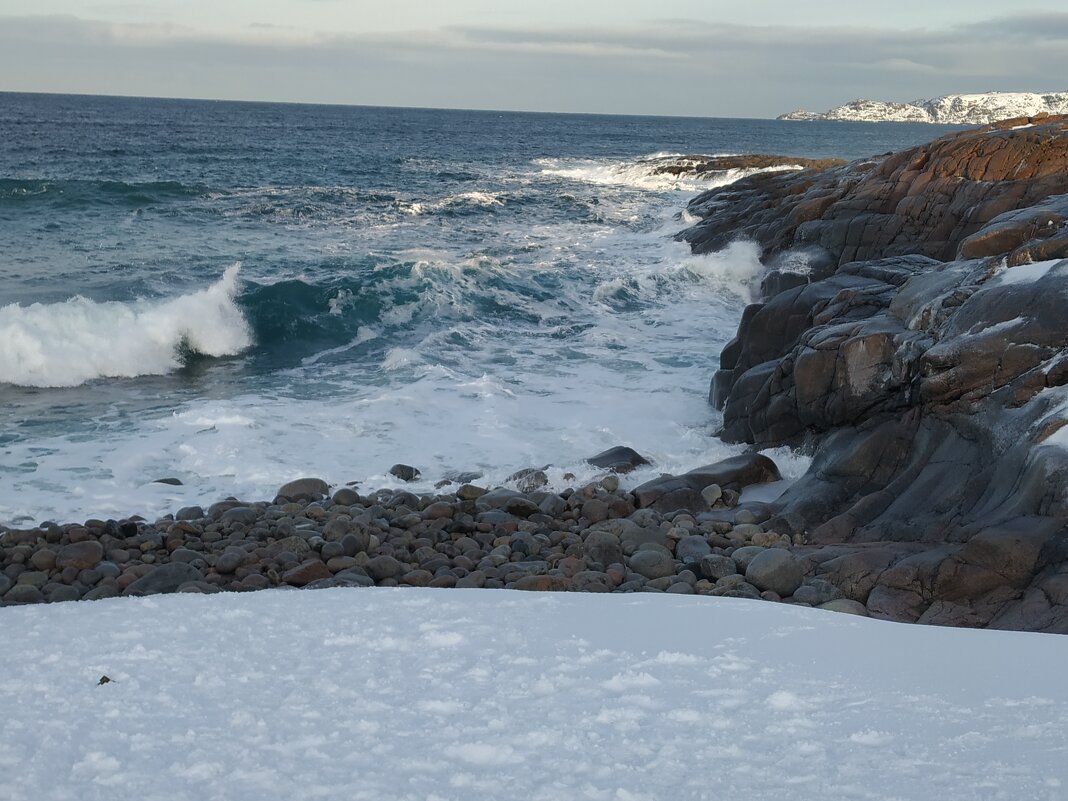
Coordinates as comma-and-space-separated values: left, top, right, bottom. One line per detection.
1, 1, 1067, 116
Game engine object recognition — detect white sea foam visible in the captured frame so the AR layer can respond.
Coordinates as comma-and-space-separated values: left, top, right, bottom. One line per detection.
402, 191, 505, 216
0, 264, 251, 388
536, 154, 801, 193
1, 153, 809, 524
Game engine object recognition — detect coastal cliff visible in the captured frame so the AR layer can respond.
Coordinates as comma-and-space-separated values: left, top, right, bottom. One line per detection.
682, 115, 1068, 630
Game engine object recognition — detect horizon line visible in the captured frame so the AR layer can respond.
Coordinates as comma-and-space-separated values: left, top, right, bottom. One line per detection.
0, 87, 779, 123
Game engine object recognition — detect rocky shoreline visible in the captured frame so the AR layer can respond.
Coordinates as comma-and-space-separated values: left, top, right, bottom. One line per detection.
681, 114, 1068, 632
6, 117, 1068, 633
0, 450, 864, 615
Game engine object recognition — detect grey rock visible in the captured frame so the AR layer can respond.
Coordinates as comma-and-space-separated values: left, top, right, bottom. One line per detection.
220, 506, 260, 526
340, 532, 371, 557
365, 555, 406, 582
124, 563, 205, 596
699, 554, 739, 581
632, 454, 782, 513
628, 550, 677, 580
586, 446, 650, 474
539, 494, 567, 517
175, 506, 204, 521
0, 575, 14, 596
83, 584, 120, 601
792, 578, 845, 606
508, 467, 549, 493
745, 549, 805, 596
277, 477, 330, 501
675, 535, 712, 563
332, 488, 361, 506
266, 535, 312, 557
389, 464, 421, 482
730, 545, 766, 572
4, 584, 44, 604
215, 549, 246, 575
583, 530, 623, 566
16, 571, 48, 588
700, 484, 723, 506
819, 599, 869, 616
48, 585, 83, 603
666, 581, 695, 594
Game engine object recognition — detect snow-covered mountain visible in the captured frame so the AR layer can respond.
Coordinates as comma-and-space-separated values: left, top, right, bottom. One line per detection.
780, 91, 1068, 124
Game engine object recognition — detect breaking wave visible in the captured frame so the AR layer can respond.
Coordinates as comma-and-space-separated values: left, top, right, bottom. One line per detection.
535, 153, 803, 192
0, 264, 251, 387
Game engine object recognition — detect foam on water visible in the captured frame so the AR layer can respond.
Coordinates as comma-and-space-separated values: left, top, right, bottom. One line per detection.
0, 264, 250, 388
0, 232, 804, 524
536, 154, 802, 193
0, 145, 814, 523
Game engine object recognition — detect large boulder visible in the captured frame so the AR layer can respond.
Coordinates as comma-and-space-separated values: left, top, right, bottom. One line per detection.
276, 477, 330, 501
745, 550, 805, 597
586, 446, 650, 474
632, 454, 781, 513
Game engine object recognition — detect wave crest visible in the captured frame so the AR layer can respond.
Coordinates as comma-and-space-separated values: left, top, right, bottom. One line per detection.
536, 153, 801, 192
0, 264, 251, 387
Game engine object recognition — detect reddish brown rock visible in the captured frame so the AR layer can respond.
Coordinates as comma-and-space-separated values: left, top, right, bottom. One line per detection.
513, 575, 572, 592
56, 541, 104, 571
282, 560, 332, 587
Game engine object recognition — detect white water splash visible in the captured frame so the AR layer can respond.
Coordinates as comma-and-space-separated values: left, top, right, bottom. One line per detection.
0, 264, 251, 388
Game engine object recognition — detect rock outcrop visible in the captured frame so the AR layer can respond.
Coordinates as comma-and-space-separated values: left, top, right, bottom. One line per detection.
652, 154, 846, 176
681, 115, 1068, 632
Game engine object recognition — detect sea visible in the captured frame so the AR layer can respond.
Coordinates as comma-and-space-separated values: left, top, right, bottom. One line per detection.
0, 92, 959, 525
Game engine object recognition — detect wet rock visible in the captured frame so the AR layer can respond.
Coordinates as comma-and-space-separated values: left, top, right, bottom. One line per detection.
220, 506, 260, 526
153, 477, 183, 486
175, 506, 204, 521
332, 488, 360, 506
508, 467, 549, 493
277, 477, 330, 501
632, 454, 781, 513
389, 464, 421, 482
586, 446, 650, 474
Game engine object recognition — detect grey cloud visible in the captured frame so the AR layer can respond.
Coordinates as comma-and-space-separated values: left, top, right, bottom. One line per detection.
1, 13, 1066, 116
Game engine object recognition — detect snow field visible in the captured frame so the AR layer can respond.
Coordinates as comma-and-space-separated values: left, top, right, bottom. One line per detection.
1, 588, 1066, 800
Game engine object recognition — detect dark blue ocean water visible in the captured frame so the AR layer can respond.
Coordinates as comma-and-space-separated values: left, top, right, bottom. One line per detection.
0, 92, 959, 523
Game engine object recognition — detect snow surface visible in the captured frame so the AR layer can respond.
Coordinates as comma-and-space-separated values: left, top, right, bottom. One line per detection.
2, 588, 1066, 800
780, 91, 1068, 124
990, 259, 1063, 287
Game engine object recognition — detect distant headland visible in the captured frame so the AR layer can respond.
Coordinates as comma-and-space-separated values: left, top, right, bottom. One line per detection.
779, 91, 1068, 124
